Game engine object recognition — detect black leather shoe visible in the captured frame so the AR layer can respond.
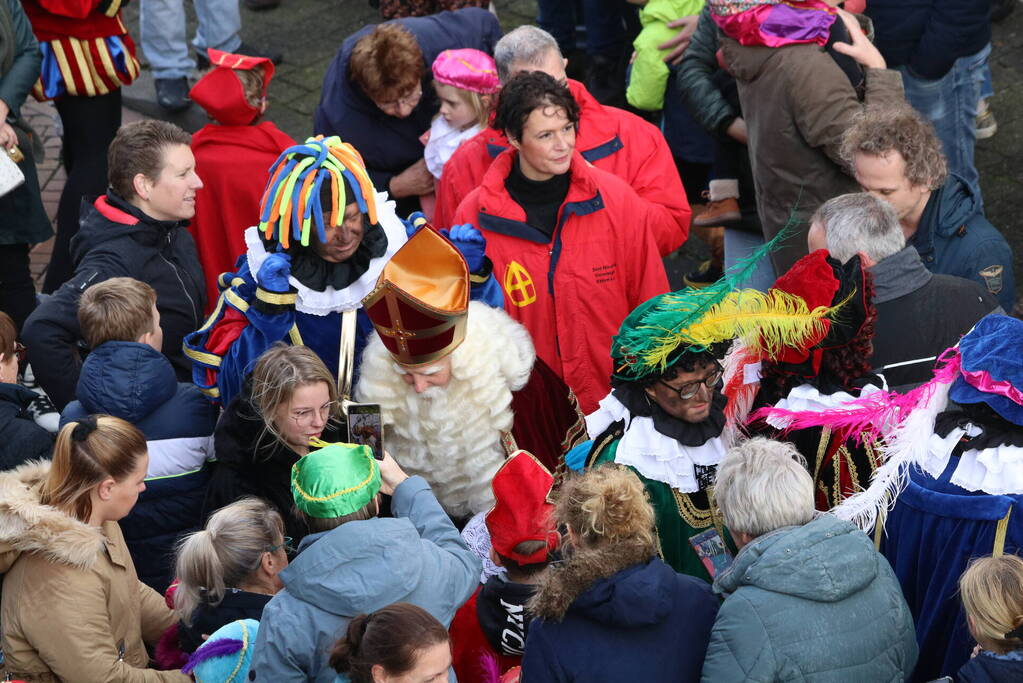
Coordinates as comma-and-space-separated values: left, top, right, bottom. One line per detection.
155, 77, 191, 112
244, 0, 281, 11
235, 41, 283, 65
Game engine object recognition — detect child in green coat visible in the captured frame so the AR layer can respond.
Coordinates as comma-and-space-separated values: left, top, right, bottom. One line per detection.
626, 0, 705, 111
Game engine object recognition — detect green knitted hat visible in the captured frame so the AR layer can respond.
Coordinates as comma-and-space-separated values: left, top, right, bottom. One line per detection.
291, 443, 381, 518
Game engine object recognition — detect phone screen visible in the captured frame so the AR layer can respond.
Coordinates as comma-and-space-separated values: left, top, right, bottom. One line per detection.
347, 403, 384, 460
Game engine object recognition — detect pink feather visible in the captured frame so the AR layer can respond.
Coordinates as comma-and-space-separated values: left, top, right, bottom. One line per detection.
752, 349, 962, 443
478, 652, 502, 683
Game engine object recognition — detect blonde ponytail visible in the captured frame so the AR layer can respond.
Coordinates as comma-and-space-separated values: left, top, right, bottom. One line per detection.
174, 498, 284, 623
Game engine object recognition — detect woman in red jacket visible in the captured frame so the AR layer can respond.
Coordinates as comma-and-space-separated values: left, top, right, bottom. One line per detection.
453, 71, 669, 414
22, 0, 140, 293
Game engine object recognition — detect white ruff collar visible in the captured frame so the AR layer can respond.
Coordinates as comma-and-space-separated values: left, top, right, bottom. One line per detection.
586, 393, 728, 493
766, 382, 884, 430
919, 424, 1023, 495
243, 191, 407, 316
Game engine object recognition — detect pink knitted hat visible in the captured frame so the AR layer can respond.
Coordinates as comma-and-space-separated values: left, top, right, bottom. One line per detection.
431, 48, 499, 95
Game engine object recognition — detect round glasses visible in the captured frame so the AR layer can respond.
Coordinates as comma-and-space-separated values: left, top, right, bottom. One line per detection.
289, 401, 338, 427
658, 362, 723, 401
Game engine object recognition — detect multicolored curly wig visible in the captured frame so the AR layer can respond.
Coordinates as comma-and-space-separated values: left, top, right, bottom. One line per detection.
257, 135, 378, 250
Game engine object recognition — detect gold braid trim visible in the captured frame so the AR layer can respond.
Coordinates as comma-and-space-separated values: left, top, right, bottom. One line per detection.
672, 488, 715, 530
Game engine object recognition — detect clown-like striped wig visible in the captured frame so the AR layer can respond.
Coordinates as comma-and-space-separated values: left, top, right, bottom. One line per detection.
257, 135, 378, 250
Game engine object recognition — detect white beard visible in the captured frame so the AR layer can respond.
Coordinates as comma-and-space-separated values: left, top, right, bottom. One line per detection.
356, 302, 535, 518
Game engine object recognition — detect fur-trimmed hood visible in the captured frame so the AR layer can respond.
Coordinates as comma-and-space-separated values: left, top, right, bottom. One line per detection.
0, 459, 105, 573
528, 538, 664, 623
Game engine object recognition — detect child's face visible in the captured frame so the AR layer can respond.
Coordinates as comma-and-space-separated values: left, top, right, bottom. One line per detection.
435, 82, 477, 130
141, 304, 163, 353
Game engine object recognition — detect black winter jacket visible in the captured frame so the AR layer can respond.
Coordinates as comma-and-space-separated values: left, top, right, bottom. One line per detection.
23, 193, 206, 410
866, 0, 991, 80
203, 381, 345, 540
677, 6, 738, 136
178, 589, 271, 654
0, 383, 53, 470
869, 247, 998, 387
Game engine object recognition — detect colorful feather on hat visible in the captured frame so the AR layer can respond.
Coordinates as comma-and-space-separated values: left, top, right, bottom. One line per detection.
752, 347, 963, 445
257, 135, 378, 250
616, 283, 843, 380
612, 218, 841, 375
828, 349, 961, 531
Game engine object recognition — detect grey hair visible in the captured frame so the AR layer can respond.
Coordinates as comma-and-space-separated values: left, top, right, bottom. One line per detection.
174, 498, 284, 624
494, 25, 562, 83
814, 192, 905, 264
714, 438, 815, 539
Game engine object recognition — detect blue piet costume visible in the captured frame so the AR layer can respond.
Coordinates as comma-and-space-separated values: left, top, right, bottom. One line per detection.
184, 136, 500, 404
830, 315, 1023, 682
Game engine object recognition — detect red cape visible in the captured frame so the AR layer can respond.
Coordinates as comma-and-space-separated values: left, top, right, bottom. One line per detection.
189, 120, 296, 311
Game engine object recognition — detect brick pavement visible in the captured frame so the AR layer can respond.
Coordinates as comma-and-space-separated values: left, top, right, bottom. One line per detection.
23, 1, 1023, 299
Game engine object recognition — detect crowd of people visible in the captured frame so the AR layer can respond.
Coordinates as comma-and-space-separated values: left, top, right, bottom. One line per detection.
0, 0, 1020, 681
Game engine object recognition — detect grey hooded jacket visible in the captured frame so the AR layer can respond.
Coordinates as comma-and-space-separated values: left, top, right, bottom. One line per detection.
249, 476, 481, 682
701, 515, 917, 682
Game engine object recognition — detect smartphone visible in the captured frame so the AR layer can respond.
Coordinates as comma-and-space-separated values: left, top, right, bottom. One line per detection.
346, 402, 384, 460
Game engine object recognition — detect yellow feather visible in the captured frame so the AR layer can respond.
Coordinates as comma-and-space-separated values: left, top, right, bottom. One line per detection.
640, 289, 843, 369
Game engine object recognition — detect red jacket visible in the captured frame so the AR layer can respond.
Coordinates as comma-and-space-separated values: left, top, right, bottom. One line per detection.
436, 79, 690, 257
189, 121, 296, 311
453, 151, 669, 414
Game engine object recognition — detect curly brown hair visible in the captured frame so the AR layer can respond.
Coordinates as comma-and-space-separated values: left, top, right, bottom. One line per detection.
349, 23, 424, 103
840, 104, 947, 190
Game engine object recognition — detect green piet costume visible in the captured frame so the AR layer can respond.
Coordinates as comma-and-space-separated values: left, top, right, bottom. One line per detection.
583, 292, 739, 582
582, 237, 840, 582
585, 424, 734, 582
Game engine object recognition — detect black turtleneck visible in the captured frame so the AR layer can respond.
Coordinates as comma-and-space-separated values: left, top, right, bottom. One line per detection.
504, 158, 571, 239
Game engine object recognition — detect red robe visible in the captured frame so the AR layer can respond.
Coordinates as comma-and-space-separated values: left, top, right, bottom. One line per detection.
506, 357, 587, 475
449, 588, 522, 683
189, 121, 295, 311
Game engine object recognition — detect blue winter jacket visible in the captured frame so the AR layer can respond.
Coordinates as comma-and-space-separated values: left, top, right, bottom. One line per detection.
249, 476, 480, 682
865, 0, 991, 80
314, 8, 501, 195
522, 556, 719, 682
62, 341, 218, 590
911, 173, 1014, 311
701, 515, 918, 682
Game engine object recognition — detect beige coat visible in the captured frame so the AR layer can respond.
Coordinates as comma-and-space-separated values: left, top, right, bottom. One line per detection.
720, 27, 904, 275
0, 460, 189, 682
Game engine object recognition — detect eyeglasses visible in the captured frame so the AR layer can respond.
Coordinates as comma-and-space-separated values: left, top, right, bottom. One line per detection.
266, 536, 294, 554
379, 86, 423, 112
289, 401, 338, 427
658, 362, 723, 401
13, 342, 25, 363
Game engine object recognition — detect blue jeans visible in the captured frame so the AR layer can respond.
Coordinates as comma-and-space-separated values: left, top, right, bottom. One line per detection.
897, 42, 989, 205
537, 0, 630, 56
140, 0, 241, 80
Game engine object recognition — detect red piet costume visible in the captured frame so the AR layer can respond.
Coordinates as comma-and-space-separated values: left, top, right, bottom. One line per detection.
188, 49, 295, 310
734, 249, 883, 510
22, 0, 140, 100
450, 452, 557, 682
